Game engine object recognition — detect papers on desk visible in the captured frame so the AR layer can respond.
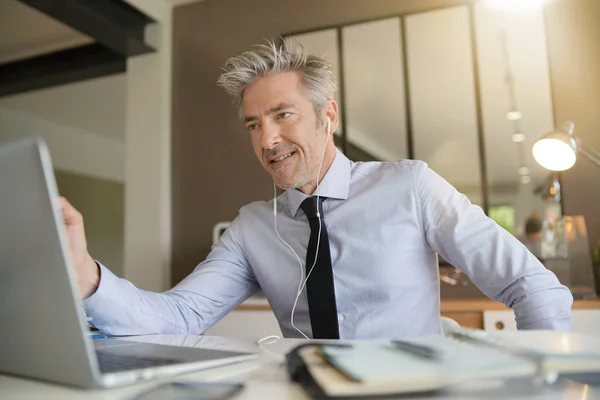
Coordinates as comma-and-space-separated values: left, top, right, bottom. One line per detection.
286, 330, 600, 399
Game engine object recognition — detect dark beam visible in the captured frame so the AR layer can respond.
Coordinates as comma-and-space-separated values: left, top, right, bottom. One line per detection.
0, 44, 125, 97
17, 0, 155, 57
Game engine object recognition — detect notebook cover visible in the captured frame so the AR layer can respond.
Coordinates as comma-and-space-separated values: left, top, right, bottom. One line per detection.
285, 343, 441, 400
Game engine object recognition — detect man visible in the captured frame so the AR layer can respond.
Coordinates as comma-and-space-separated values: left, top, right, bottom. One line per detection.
62, 40, 572, 339
521, 213, 544, 259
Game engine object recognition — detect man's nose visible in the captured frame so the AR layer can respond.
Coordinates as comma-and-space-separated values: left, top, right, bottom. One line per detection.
261, 121, 282, 150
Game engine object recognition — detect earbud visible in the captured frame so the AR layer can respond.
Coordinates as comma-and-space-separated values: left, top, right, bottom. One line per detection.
327, 117, 331, 135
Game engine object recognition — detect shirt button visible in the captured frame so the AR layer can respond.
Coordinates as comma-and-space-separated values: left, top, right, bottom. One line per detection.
337, 313, 345, 322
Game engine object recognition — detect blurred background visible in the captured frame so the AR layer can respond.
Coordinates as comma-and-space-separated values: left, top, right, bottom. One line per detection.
1, 0, 599, 307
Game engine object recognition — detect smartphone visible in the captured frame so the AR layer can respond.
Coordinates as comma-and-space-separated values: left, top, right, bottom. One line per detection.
131, 381, 244, 400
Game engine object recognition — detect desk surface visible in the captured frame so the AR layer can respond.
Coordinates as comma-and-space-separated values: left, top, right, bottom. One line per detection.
0, 334, 598, 399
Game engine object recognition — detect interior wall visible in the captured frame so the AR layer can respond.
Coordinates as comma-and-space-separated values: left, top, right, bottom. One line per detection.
54, 170, 125, 277
545, 0, 600, 249
172, 0, 600, 283
0, 103, 125, 183
123, 3, 173, 291
171, 0, 472, 283
0, 77, 126, 278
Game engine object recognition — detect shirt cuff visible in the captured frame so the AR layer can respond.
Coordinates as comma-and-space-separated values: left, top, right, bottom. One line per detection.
82, 262, 121, 318
522, 316, 572, 331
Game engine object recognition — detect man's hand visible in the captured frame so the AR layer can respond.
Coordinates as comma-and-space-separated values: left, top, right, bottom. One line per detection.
58, 197, 100, 298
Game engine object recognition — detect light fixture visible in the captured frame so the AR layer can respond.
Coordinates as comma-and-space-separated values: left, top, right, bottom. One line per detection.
534, 173, 561, 202
520, 175, 532, 184
484, 0, 548, 10
518, 166, 530, 176
532, 122, 600, 171
532, 132, 576, 171
512, 133, 526, 143
506, 110, 522, 121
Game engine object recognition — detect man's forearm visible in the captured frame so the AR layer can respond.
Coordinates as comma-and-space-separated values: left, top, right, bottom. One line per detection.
82, 258, 257, 336
83, 264, 208, 336
510, 280, 573, 330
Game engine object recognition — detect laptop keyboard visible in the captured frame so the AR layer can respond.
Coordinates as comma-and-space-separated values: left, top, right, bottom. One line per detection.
96, 351, 180, 373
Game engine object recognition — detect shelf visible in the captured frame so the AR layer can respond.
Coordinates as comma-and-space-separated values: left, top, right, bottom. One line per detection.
236, 297, 600, 312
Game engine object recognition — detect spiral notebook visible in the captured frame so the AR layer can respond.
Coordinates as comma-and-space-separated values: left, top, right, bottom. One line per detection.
286, 330, 600, 399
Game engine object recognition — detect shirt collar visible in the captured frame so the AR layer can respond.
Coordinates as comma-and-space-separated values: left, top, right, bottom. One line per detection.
286, 148, 351, 218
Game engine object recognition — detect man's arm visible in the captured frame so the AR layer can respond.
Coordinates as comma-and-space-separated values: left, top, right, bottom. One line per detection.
83, 216, 259, 336
413, 163, 573, 330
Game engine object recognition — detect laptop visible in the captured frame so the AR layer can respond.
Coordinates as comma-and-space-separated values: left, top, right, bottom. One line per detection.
0, 138, 257, 388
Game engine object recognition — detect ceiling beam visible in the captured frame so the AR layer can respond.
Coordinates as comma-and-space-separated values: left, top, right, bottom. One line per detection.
17, 0, 156, 57
0, 44, 125, 98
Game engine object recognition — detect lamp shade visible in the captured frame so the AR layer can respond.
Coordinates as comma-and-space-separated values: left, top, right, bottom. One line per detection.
532, 131, 578, 171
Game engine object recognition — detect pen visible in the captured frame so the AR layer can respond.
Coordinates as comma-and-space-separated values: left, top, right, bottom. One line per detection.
450, 331, 544, 370
390, 340, 441, 360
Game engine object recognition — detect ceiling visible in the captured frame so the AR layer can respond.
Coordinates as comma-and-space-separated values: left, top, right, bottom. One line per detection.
0, 0, 204, 144
0, 0, 127, 142
0, 0, 93, 64
0, 0, 205, 65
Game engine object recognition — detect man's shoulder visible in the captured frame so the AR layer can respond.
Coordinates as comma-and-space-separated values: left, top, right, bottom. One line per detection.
218, 200, 271, 239
237, 196, 287, 226
351, 158, 428, 180
238, 199, 272, 216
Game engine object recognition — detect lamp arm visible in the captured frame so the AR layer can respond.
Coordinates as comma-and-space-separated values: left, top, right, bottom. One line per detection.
577, 140, 600, 169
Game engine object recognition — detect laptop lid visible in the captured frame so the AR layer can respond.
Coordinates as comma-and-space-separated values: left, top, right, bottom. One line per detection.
0, 138, 101, 387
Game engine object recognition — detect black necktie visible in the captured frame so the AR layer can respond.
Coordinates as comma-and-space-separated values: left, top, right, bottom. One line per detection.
299, 196, 340, 339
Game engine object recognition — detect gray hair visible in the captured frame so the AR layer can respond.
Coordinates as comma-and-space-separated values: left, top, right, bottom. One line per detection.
216, 39, 337, 125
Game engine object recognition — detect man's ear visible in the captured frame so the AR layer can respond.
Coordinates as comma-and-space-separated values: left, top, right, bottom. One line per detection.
324, 99, 339, 134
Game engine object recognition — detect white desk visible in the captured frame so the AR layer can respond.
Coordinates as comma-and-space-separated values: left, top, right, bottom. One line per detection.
0, 334, 598, 399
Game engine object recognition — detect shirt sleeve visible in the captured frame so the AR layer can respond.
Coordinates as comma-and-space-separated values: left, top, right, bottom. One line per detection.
413, 162, 573, 330
83, 216, 259, 335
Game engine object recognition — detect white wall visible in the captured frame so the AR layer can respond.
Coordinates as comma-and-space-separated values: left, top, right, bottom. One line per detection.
0, 107, 125, 182
0, 1, 174, 294
0, 78, 127, 279
0, 74, 126, 183
122, 1, 173, 291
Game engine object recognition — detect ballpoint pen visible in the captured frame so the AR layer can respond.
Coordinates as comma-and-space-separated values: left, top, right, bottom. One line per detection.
391, 340, 442, 360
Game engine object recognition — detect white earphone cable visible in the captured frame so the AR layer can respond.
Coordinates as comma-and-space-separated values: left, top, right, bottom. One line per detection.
273, 183, 307, 338
274, 117, 331, 339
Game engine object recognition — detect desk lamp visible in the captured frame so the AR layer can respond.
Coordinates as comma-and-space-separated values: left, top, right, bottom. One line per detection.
533, 121, 600, 171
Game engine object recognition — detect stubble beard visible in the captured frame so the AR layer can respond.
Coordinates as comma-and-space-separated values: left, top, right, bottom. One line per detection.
271, 157, 311, 190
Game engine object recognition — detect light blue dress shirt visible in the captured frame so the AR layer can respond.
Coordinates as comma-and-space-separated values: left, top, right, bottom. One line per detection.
84, 150, 573, 338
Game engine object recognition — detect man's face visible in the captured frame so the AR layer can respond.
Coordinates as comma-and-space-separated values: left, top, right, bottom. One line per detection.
242, 71, 328, 191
